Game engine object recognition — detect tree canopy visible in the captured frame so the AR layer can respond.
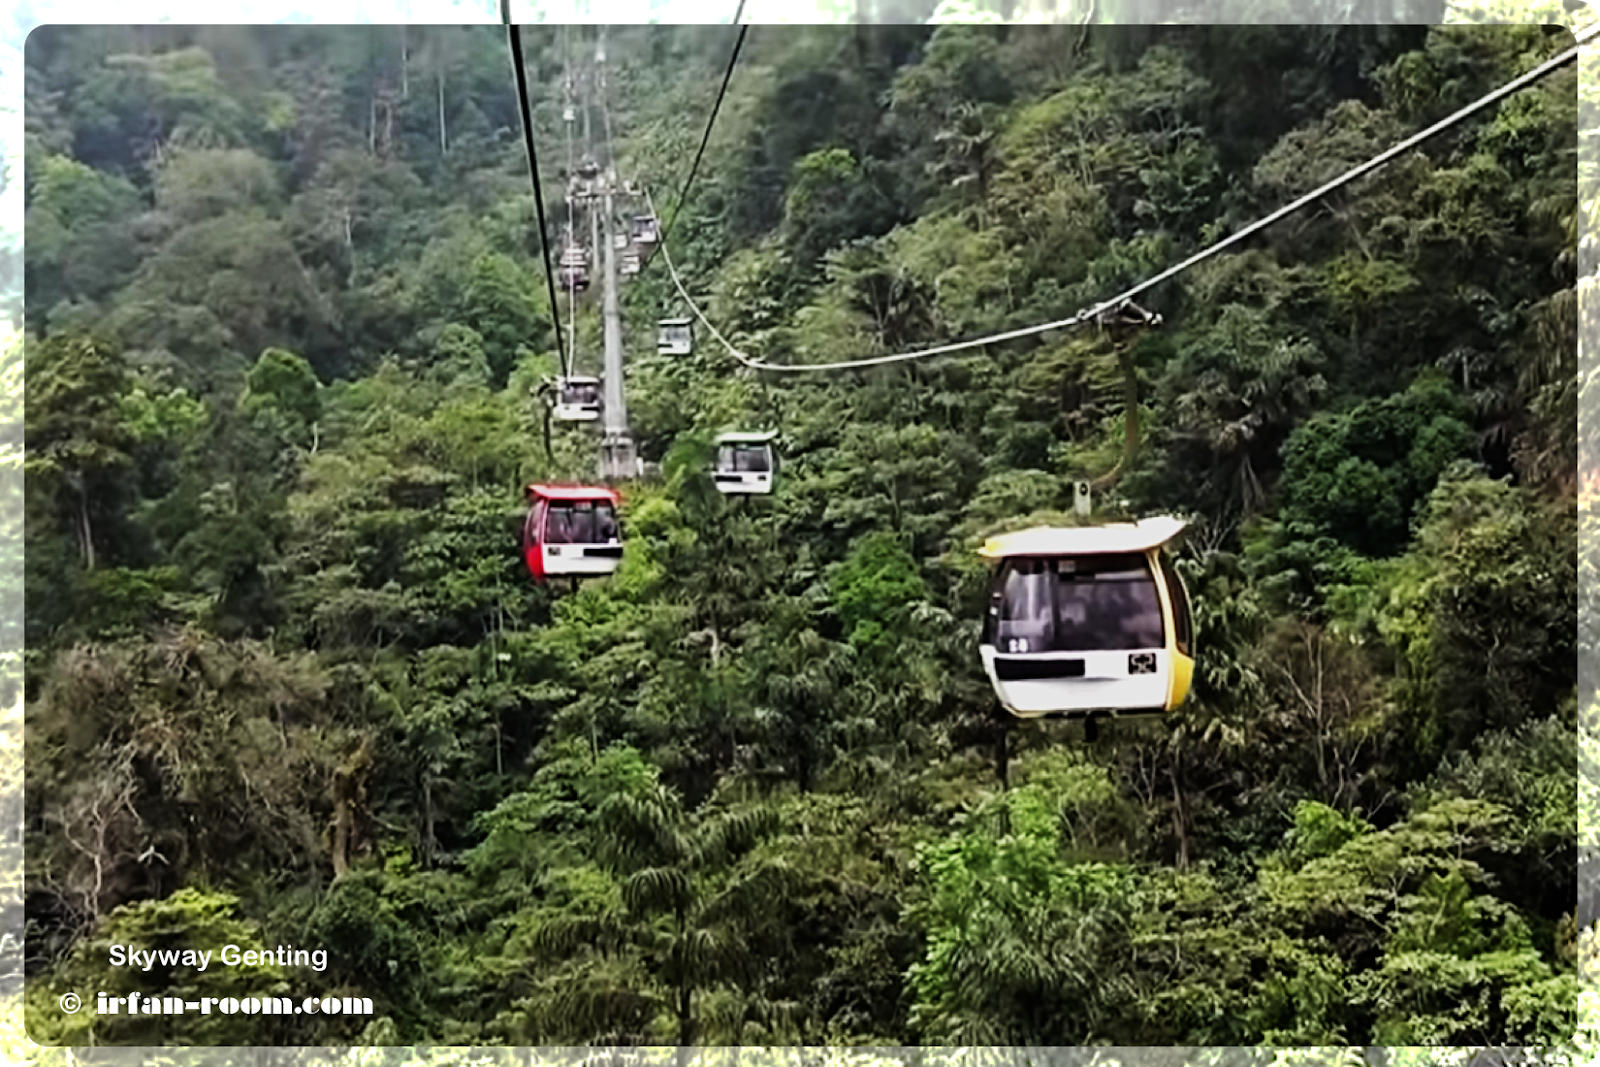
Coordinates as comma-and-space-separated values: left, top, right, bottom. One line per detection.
11, 12, 1593, 1056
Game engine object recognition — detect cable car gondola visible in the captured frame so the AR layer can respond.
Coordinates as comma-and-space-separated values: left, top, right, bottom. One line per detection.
552, 375, 601, 421
712, 431, 778, 495
621, 252, 641, 277
523, 484, 624, 582
978, 516, 1194, 730
631, 215, 660, 246
559, 244, 591, 291
658, 317, 693, 356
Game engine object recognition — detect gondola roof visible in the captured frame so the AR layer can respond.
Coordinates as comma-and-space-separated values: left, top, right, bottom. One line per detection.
978, 516, 1186, 560
526, 483, 621, 503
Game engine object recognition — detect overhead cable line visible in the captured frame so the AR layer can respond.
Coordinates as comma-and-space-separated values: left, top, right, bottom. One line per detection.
504, 20, 567, 376
563, 23, 577, 380
660, 5, 749, 247
654, 23, 1596, 375
597, 30, 618, 169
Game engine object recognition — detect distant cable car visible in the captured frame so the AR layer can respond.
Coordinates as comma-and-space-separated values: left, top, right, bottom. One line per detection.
563, 105, 575, 122
658, 317, 693, 356
631, 216, 660, 245
613, 234, 630, 251
553, 375, 601, 421
978, 516, 1194, 737
523, 484, 624, 582
559, 244, 591, 291
621, 252, 641, 276
713, 431, 778, 495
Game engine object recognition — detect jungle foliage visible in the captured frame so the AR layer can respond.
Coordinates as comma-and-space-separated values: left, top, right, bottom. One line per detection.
16, 17, 1590, 1049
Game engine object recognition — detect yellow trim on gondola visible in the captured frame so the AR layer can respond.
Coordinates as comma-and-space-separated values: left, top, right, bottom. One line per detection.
1168, 649, 1195, 710
1145, 545, 1191, 714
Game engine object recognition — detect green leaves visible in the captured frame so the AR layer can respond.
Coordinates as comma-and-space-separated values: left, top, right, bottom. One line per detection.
17, 22, 1583, 1050
828, 531, 927, 660
242, 346, 322, 440
25, 888, 294, 1046
905, 762, 1137, 1043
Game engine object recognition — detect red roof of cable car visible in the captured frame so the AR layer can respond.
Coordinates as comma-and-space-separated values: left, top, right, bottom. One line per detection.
526, 483, 621, 503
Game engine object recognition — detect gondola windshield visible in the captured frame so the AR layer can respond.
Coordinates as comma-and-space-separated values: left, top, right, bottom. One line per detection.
718, 443, 770, 473
986, 553, 1164, 654
543, 500, 620, 544
564, 381, 600, 406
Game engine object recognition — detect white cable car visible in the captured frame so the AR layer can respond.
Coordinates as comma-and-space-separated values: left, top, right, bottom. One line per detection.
553, 376, 601, 421
978, 516, 1195, 732
658, 318, 693, 356
712, 431, 779, 495
558, 244, 591, 291
563, 105, 575, 122
621, 252, 641, 276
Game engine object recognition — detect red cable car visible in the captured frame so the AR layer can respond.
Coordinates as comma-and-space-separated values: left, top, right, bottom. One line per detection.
522, 484, 624, 582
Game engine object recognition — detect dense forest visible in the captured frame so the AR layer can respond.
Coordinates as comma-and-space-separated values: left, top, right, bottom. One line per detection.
12, 13, 1594, 1052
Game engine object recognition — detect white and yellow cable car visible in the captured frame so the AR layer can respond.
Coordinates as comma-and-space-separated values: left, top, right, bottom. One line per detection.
978, 516, 1194, 728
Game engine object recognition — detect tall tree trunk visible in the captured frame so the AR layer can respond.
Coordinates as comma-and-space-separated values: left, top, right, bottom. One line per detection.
400, 26, 409, 99
1171, 748, 1189, 870
331, 769, 353, 878
676, 987, 693, 1047
674, 907, 694, 1049
342, 208, 355, 286
75, 481, 95, 570
421, 774, 434, 868
438, 70, 448, 156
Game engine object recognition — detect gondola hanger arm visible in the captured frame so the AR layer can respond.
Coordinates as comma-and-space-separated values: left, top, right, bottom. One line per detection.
1088, 302, 1161, 495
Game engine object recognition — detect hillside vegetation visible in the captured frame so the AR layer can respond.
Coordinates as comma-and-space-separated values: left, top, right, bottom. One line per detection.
19, 21, 1589, 1047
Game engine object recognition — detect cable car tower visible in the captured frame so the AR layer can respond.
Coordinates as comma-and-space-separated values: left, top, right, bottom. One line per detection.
588, 26, 639, 485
